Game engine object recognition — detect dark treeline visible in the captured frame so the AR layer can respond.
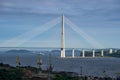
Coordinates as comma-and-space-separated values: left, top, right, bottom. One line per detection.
0, 63, 120, 80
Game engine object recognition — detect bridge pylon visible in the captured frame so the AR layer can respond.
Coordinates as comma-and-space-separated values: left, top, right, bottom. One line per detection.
61, 15, 65, 58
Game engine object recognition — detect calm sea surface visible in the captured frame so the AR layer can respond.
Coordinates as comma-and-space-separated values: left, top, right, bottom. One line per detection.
0, 49, 120, 77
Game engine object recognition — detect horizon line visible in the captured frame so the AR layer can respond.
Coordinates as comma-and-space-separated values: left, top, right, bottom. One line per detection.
0, 47, 119, 49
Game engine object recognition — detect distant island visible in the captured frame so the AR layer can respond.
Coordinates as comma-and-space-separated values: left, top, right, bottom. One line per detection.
1, 49, 120, 58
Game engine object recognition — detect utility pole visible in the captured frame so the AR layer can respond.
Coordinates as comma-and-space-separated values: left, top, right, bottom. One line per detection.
47, 52, 53, 80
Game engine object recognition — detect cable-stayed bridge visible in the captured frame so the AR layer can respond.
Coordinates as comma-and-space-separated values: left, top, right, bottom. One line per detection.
0, 15, 112, 58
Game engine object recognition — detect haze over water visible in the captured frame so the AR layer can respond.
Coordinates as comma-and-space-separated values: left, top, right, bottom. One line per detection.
0, 48, 120, 77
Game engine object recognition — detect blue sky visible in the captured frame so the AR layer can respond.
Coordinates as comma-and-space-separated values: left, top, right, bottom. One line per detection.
0, 0, 120, 48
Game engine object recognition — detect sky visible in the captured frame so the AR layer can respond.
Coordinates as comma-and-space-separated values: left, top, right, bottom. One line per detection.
0, 0, 120, 48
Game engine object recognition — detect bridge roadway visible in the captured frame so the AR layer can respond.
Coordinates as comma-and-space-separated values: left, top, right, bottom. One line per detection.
59, 56, 112, 58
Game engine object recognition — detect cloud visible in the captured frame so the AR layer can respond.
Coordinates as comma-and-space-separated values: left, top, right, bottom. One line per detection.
1, 0, 120, 24
0, 0, 120, 48
0, 0, 68, 15
0, 0, 120, 19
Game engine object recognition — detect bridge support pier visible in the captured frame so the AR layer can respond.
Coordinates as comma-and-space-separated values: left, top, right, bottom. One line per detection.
92, 49, 95, 58
82, 48, 85, 58
61, 49, 65, 58
109, 49, 113, 54
101, 49, 104, 57
72, 48, 75, 58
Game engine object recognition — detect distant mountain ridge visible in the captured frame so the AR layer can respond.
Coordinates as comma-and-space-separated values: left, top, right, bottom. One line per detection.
6, 50, 32, 53
1, 49, 37, 57
0, 49, 120, 58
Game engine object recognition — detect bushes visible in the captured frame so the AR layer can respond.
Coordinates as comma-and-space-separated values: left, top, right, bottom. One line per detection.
53, 74, 79, 80
0, 68, 22, 80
